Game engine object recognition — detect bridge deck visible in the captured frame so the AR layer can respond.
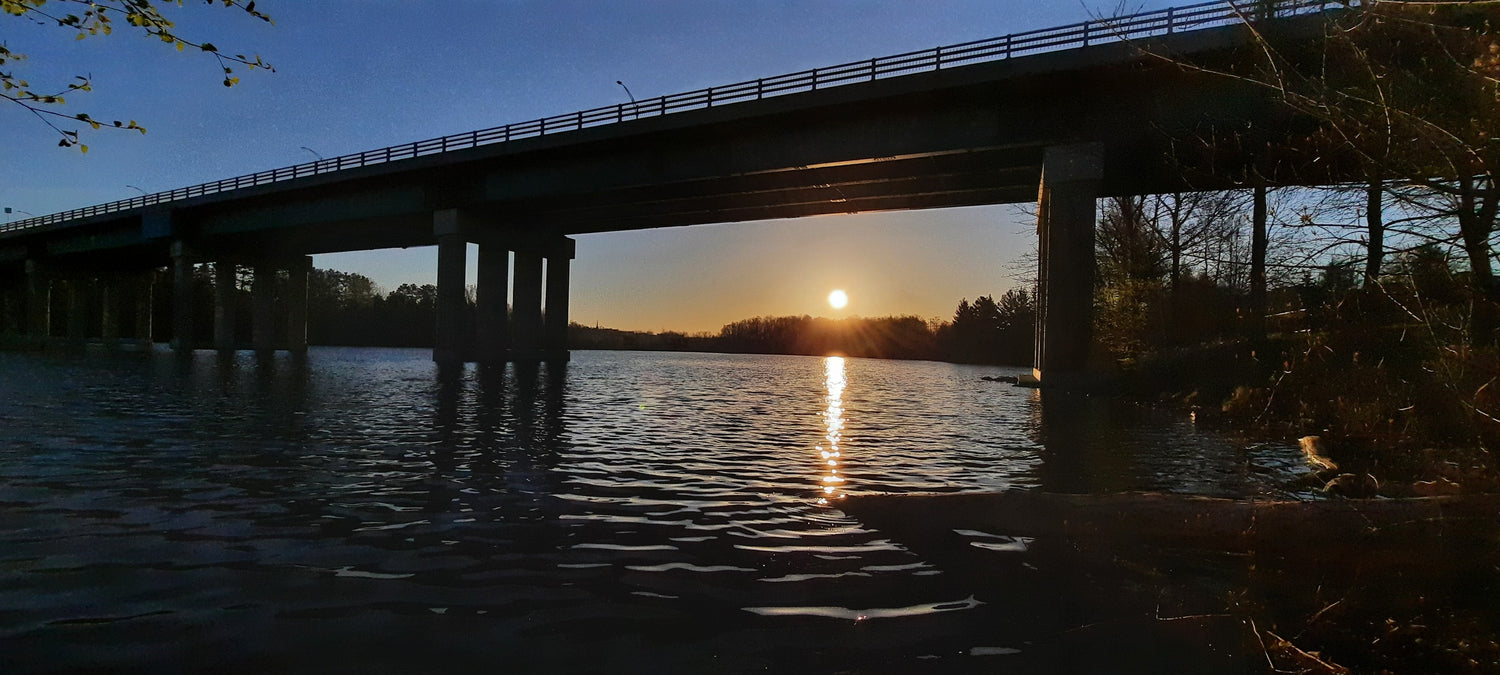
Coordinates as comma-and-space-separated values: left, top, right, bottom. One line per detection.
1, 0, 1347, 264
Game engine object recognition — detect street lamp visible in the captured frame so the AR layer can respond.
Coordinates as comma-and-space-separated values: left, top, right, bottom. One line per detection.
126, 185, 146, 196
300, 146, 323, 161
616, 80, 637, 119
4, 207, 35, 223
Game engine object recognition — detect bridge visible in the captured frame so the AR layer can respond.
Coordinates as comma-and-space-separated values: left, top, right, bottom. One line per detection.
0, 1, 1350, 383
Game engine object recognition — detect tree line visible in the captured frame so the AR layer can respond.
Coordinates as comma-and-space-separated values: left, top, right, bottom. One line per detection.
579, 290, 1037, 365
148, 267, 445, 349
147, 262, 1039, 365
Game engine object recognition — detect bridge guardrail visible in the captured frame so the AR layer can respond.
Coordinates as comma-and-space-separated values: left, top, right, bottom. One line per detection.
1, 0, 1349, 235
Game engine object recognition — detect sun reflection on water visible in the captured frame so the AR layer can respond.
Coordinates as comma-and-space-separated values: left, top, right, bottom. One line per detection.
817, 356, 847, 504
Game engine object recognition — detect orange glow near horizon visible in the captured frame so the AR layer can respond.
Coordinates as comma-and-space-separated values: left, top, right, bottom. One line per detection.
521, 208, 1030, 334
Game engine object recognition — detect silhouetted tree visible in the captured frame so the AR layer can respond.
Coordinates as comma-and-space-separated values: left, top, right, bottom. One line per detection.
1154, 190, 1246, 294
939, 291, 1033, 365
1098, 196, 1167, 284
1199, 3, 1500, 342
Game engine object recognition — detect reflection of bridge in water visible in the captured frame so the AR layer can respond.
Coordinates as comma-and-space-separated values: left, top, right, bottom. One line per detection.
1, 1, 1357, 384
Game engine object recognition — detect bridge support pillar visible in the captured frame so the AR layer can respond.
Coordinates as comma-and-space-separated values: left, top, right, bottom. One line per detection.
171, 244, 194, 353
511, 250, 544, 359
26, 260, 50, 346
543, 243, 574, 361
65, 278, 88, 349
7, 283, 22, 337
252, 264, 276, 355
135, 273, 154, 349
101, 278, 120, 349
434, 232, 468, 366
1029, 143, 1102, 389
0, 283, 15, 337
286, 256, 310, 355
214, 262, 238, 352
476, 244, 510, 364
431, 209, 571, 365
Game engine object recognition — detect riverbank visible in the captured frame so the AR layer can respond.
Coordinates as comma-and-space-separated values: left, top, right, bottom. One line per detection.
1042, 334, 1500, 670
1110, 335, 1500, 499
841, 490, 1500, 673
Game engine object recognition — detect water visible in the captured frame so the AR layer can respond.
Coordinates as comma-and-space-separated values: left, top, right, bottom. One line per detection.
0, 348, 1309, 672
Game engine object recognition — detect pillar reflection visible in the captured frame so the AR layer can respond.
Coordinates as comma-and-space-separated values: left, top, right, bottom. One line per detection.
817, 356, 847, 504
1033, 390, 1137, 494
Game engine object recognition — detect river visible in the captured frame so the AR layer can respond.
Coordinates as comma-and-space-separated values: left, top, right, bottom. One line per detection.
0, 348, 1311, 672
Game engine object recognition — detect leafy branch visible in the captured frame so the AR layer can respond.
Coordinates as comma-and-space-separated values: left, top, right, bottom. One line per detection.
1, 0, 274, 151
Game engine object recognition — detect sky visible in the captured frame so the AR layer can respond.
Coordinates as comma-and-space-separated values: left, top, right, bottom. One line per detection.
1, 0, 1178, 333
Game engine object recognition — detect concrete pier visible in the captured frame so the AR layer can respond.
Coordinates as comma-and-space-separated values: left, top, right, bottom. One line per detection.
171, 244, 194, 353
287, 257, 310, 355
135, 274, 154, 348
1031, 143, 1102, 389
434, 233, 467, 366
65, 278, 88, 348
100, 279, 120, 349
214, 262, 238, 352
544, 254, 571, 358
429, 209, 574, 364
0, 283, 15, 337
252, 264, 276, 355
477, 244, 510, 363
511, 250, 544, 357
26, 260, 50, 346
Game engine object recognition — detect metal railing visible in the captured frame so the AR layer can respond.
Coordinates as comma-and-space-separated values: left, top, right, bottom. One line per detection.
1, 0, 1349, 235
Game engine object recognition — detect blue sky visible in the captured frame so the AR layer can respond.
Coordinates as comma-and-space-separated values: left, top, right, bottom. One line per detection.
1, 0, 1177, 332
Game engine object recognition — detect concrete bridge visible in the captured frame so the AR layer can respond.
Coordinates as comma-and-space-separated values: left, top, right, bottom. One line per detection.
0, 1, 1349, 382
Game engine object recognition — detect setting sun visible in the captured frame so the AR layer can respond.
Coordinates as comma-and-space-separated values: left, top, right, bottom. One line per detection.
828, 289, 849, 309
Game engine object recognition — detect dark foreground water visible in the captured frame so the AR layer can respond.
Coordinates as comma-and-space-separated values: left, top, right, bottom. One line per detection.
0, 348, 1312, 673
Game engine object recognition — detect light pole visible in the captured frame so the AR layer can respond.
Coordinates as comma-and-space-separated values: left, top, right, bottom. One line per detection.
616, 80, 637, 119
4, 207, 35, 224
126, 185, 146, 196
300, 146, 323, 162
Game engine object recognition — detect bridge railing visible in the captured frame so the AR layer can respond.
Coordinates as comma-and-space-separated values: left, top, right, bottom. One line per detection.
1, 0, 1350, 235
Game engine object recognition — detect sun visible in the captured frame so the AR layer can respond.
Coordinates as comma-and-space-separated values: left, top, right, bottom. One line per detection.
828, 289, 848, 309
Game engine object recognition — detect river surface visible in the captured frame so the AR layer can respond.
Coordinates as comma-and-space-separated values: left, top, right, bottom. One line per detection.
0, 348, 1311, 672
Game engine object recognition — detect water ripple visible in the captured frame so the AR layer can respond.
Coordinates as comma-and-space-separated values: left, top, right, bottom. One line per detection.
0, 348, 1308, 671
